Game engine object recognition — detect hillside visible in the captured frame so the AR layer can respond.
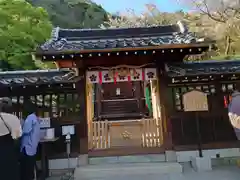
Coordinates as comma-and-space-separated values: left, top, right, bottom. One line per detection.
27, 0, 109, 28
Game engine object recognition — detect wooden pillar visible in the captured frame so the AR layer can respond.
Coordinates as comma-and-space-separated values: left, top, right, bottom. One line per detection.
78, 69, 88, 154
86, 82, 94, 149
150, 79, 164, 144
157, 69, 173, 150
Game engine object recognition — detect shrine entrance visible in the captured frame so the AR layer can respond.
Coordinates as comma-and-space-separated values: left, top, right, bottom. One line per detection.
86, 67, 164, 155
36, 23, 212, 157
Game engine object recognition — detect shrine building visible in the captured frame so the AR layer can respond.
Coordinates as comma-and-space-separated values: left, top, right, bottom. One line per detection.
1, 22, 240, 163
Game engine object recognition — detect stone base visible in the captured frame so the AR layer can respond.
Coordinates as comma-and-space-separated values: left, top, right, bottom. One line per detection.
74, 162, 183, 179
190, 157, 212, 172
165, 150, 177, 162
78, 154, 89, 166
89, 154, 166, 165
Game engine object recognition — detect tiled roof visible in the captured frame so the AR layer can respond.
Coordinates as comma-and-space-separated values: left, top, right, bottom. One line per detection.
37, 21, 210, 55
0, 69, 77, 87
165, 60, 240, 77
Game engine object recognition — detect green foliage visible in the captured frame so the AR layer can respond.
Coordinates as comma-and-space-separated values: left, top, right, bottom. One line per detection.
0, 0, 53, 70
0, 0, 108, 71
3, 0, 240, 72
29, 0, 109, 28
180, 0, 240, 59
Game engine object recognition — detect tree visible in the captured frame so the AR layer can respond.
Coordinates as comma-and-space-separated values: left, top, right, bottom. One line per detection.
0, 0, 53, 70
103, 4, 219, 61
29, 0, 109, 29
103, 4, 184, 28
179, 0, 240, 58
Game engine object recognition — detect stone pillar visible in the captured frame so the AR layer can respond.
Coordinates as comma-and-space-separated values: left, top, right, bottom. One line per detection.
191, 157, 212, 172
165, 150, 177, 162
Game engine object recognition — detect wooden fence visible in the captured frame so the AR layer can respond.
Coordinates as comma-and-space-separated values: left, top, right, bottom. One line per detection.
142, 118, 162, 147
88, 118, 162, 150
89, 121, 110, 149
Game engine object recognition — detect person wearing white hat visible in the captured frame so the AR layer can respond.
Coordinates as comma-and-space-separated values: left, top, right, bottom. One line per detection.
0, 97, 22, 180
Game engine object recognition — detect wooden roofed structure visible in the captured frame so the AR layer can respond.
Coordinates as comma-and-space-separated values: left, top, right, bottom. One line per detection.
26, 21, 230, 158
34, 22, 218, 157
165, 60, 240, 83
36, 21, 212, 66
164, 60, 240, 150
0, 69, 85, 157
0, 69, 78, 93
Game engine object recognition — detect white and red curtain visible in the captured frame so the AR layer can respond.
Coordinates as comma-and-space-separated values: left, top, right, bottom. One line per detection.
86, 68, 157, 84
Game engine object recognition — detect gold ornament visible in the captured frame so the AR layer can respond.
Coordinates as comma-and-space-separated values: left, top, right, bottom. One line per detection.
118, 68, 128, 77
108, 69, 115, 78
121, 131, 131, 140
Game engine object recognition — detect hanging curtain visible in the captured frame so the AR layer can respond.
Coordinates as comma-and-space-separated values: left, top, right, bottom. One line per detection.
145, 84, 152, 114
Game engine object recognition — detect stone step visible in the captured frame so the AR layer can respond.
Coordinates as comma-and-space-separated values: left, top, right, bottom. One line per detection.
89, 154, 166, 165
74, 162, 183, 179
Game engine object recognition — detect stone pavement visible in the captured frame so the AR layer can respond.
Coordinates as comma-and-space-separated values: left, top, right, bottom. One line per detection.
46, 164, 240, 180
72, 165, 240, 180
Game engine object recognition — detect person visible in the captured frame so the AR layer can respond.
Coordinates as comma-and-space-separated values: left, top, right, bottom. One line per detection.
0, 98, 22, 180
228, 83, 240, 140
20, 104, 41, 180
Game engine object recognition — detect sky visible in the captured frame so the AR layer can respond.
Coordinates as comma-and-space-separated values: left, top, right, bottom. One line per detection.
93, 0, 187, 14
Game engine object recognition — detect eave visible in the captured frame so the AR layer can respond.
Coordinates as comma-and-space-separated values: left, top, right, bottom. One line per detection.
36, 23, 214, 61
165, 60, 240, 85
36, 43, 212, 61
0, 69, 79, 88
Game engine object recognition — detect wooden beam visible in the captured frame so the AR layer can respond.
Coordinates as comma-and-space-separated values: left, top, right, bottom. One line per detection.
157, 69, 173, 150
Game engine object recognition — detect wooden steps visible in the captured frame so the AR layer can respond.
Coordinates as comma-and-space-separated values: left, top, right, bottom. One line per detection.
101, 99, 140, 118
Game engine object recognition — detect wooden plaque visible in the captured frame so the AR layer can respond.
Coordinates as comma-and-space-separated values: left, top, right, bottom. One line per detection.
183, 90, 208, 112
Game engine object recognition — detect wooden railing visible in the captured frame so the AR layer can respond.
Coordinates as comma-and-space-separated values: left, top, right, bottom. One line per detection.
142, 118, 162, 147
88, 118, 162, 150
89, 121, 110, 149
